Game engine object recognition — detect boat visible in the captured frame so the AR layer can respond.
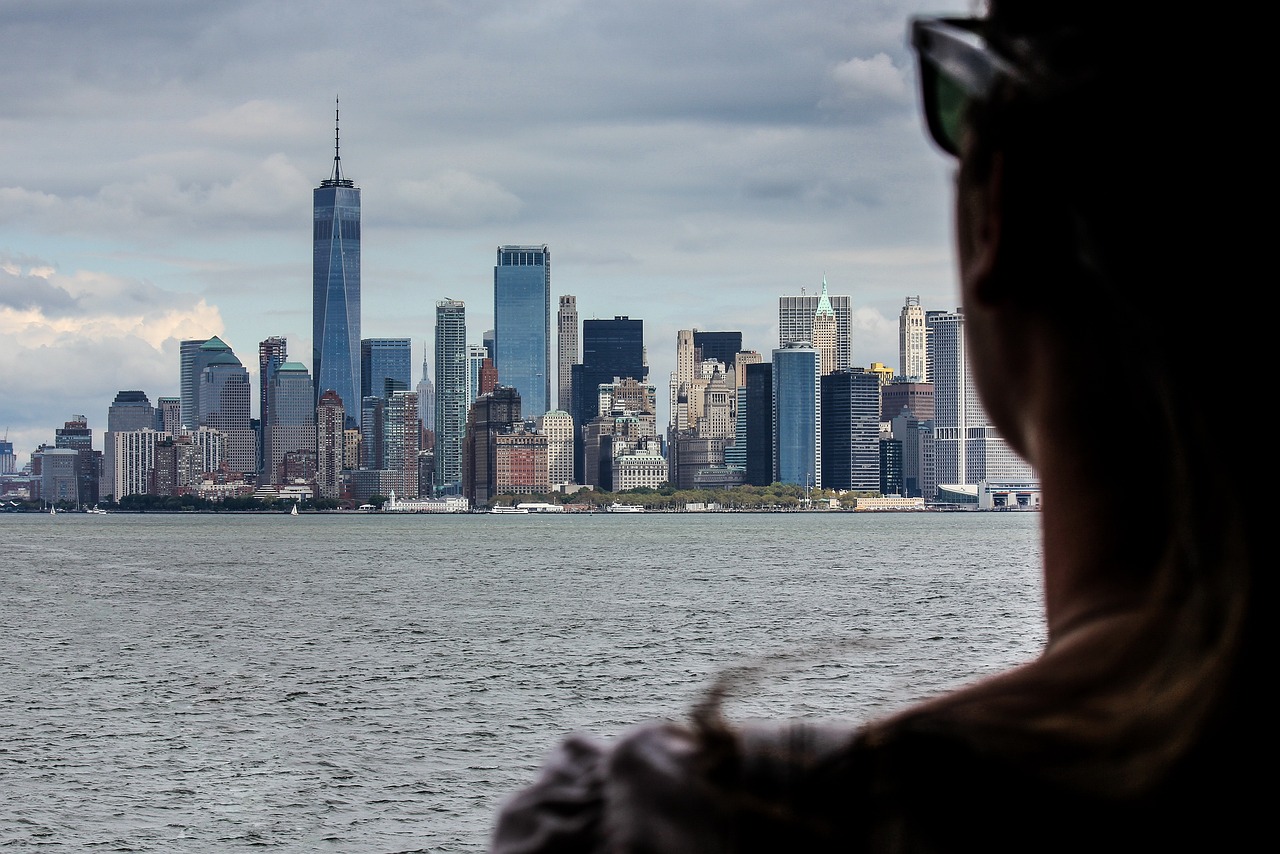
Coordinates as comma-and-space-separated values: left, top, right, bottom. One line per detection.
291, 502, 299, 516
86, 506, 108, 515
49, 506, 56, 515
490, 505, 530, 514
606, 502, 645, 513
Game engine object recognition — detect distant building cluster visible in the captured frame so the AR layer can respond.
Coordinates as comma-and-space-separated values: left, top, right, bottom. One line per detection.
1, 118, 1035, 511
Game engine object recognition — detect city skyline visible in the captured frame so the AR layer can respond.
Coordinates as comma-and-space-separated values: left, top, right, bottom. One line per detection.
0, 0, 971, 459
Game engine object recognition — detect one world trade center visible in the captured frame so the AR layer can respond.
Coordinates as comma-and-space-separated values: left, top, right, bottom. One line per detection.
313, 102, 361, 428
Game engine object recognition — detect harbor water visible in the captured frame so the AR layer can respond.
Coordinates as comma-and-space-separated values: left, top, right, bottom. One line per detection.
0, 511, 1045, 852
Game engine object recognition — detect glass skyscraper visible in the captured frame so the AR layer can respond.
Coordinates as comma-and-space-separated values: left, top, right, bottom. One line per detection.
361, 338, 412, 401
312, 106, 360, 428
493, 245, 551, 418
772, 342, 821, 489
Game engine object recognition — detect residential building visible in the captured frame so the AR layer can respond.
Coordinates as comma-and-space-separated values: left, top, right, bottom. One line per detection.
434, 299, 468, 492
385, 390, 420, 499
316, 390, 345, 499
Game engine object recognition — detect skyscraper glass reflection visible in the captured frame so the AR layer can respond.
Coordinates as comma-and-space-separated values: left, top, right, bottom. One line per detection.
493, 245, 551, 417
313, 104, 360, 428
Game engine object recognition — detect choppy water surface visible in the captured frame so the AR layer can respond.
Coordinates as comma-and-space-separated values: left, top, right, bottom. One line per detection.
1, 511, 1044, 851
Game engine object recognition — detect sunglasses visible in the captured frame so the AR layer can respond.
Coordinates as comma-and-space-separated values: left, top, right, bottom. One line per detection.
909, 17, 1022, 156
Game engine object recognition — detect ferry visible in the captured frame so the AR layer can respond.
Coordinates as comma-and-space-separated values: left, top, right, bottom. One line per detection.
490, 505, 530, 514
606, 502, 645, 513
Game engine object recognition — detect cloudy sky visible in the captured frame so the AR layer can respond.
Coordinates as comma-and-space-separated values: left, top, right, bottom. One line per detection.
1, 0, 972, 462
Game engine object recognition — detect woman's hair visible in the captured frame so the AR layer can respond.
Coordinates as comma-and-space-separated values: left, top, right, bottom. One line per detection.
881, 0, 1257, 799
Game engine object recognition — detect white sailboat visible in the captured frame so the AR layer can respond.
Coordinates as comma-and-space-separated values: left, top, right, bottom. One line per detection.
291, 501, 299, 516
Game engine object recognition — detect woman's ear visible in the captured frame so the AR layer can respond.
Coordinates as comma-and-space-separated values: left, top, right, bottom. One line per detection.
958, 151, 1006, 306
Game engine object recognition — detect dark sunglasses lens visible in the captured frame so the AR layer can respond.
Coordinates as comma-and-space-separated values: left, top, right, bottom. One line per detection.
926, 62, 968, 155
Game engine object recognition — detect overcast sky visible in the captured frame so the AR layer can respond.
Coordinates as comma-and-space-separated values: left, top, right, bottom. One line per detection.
1, 0, 972, 461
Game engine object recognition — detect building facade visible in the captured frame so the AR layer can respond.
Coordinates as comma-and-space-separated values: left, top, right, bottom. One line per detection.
540, 410, 574, 486
772, 343, 821, 489
434, 299, 468, 493
928, 308, 1034, 494
316, 390, 346, 499
493, 244, 551, 418
821, 369, 882, 492
778, 282, 853, 372
361, 338, 412, 401
557, 295, 579, 413
312, 108, 361, 428
899, 296, 928, 382
263, 362, 316, 487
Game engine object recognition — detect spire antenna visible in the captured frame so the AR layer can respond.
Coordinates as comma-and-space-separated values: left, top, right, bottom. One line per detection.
321, 95, 354, 188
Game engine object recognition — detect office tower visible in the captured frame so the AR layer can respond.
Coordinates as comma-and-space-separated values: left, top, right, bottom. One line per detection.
40, 448, 79, 504
812, 278, 838, 376
156, 397, 181, 436
257, 334, 288, 433
385, 390, 420, 498
263, 362, 315, 486
821, 369, 882, 492
891, 411, 936, 499
880, 438, 904, 497
467, 344, 488, 408
493, 244, 551, 417
557, 295, 579, 412
571, 316, 645, 481
360, 396, 385, 470
693, 331, 743, 376
882, 380, 934, 423
481, 358, 499, 396
180, 337, 231, 430
772, 343, 821, 489
743, 362, 773, 485
198, 348, 255, 476
541, 410, 574, 486
180, 338, 206, 429
0, 440, 14, 475
103, 391, 156, 500
671, 330, 697, 432
778, 281, 853, 371
928, 308, 1033, 493
313, 103, 361, 428
495, 429, 549, 496
868, 362, 894, 386
316, 390, 345, 499
483, 329, 495, 359
434, 299, 468, 492
55, 415, 98, 506
361, 338, 411, 401
899, 296, 928, 382
463, 386, 521, 506
416, 349, 435, 435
